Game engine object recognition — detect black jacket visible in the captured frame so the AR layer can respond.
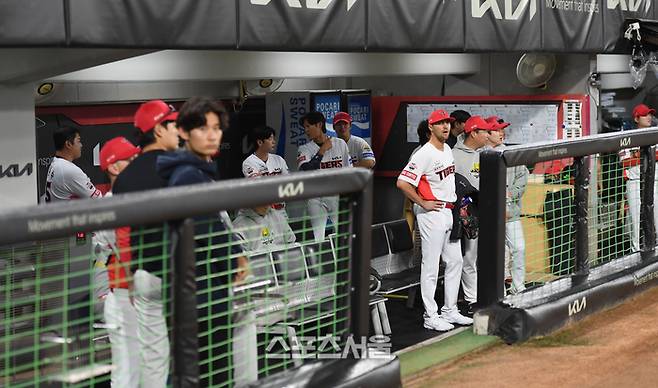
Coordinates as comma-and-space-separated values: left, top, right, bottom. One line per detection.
450, 173, 479, 241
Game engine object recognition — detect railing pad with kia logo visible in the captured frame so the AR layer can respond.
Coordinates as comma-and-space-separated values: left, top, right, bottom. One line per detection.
0, 169, 371, 245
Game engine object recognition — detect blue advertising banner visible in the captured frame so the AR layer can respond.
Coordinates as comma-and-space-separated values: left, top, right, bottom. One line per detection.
265, 92, 310, 173
313, 93, 342, 137
347, 93, 371, 143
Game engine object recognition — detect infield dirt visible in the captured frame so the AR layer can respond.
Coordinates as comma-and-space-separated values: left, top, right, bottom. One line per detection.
404, 285, 658, 388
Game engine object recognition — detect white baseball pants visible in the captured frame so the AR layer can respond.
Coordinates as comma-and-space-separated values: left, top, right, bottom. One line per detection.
133, 269, 170, 387
307, 196, 339, 243
414, 205, 463, 318
627, 179, 641, 252
505, 220, 526, 293
233, 311, 258, 387
104, 289, 140, 388
462, 238, 478, 304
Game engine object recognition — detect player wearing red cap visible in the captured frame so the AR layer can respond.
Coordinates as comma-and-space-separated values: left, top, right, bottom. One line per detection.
452, 116, 495, 313
620, 104, 656, 251
91, 137, 141, 387
112, 100, 179, 387
397, 109, 473, 331
485, 117, 528, 294
333, 111, 376, 169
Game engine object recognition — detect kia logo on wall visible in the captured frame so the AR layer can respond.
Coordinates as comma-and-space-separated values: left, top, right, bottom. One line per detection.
250, 0, 360, 12
607, 0, 651, 13
471, 0, 538, 21
0, 163, 33, 179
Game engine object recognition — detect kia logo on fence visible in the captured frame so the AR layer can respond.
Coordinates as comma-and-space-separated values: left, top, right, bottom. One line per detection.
607, 0, 651, 13
278, 182, 304, 198
471, 0, 537, 21
0, 163, 33, 179
620, 137, 632, 147
250, 0, 360, 12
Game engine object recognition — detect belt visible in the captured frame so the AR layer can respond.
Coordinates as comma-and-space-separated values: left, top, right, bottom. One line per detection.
444, 202, 455, 209
272, 203, 285, 210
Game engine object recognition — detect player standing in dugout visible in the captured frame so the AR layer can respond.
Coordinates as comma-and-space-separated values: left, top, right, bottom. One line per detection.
397, 109, 473, 332
297, 111, 352, 242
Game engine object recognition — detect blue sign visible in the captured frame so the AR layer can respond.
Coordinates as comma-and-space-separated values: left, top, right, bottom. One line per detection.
314, 93, 341, 137
347, 94, 371, 141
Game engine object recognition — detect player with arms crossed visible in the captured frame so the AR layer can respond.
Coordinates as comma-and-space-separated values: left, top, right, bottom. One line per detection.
297, 111, 352, 242
397, 109, 473, 331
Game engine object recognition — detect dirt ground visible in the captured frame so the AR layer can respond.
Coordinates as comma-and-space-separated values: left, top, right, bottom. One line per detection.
404, 286, 658, 388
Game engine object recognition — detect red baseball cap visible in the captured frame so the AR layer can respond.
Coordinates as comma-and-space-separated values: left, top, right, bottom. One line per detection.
485, 116, 510, 130
428, 109, 455, 125
134, 100, 178, 133
333, 111, 352, 125
464, 116, 495, 133
100, 137, 140, 171
632, 104, 655, 118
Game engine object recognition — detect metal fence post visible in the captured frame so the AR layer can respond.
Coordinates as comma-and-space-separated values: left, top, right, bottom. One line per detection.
349, 173, 373, 338
641, 145, 656, 253
573, 156, 590, 279
172, 219, 198, 388
478, 150, 506, 306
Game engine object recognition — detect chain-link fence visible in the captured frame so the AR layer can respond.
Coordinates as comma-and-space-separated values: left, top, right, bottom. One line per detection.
0, 169, 372, 387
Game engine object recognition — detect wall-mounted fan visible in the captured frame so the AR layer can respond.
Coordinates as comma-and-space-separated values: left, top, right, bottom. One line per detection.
516, 54, 557, 88
241, 79, 285, 97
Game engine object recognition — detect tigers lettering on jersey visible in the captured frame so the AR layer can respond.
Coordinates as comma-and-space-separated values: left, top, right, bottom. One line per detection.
320, 160, 343, 169
436, 165, 455, 180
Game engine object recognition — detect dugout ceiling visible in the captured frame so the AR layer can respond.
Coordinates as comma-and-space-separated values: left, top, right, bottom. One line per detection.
0, 0, 655, 53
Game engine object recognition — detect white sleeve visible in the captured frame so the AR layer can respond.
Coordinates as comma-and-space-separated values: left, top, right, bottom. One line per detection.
618, 147, 637, 162
398, 152, 424, 187
242, 158, 258, 178
297, 144, 315, 168
359, 138, 376, 162
68, 168, 101, 199
282, 157, 290, 174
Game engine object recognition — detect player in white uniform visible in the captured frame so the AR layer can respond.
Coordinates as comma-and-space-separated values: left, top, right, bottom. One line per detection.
242, 125, 290, 219
397, 109, 473, 331
333, 111, 376, 169
232, 205, 296, 252
298, 111, 352, 242
94, 136, 141, 388
620, 104, 657, 252
43, 126, 101, 203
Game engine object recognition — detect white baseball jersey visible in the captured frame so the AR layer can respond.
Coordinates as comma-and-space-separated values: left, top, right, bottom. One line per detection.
242, 153, 289, 178
296, 137, 352, 169
398, 142, 457, 203
346, 135, 375, 166
232, 208, 296, 252
619, 148, 640, 180
44, 157, 101, 202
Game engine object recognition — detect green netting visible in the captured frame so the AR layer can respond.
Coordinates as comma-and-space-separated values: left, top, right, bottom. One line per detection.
0, 224, 171, 387
194, 199, 353, 387
1, 194, 355, 388
505, 148, 657, 300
